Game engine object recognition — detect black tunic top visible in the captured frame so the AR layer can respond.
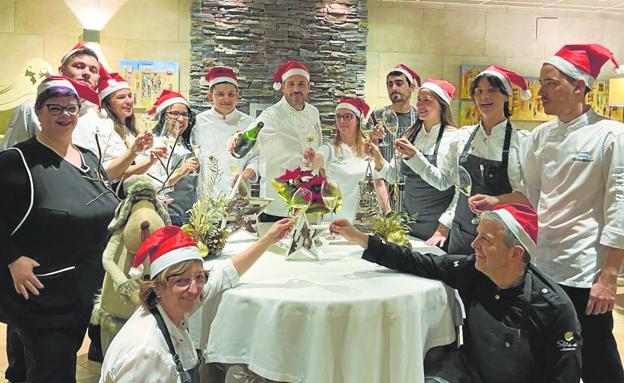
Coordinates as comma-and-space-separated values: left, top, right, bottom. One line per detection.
0, 137, 118, 328
363, 235, 582, 383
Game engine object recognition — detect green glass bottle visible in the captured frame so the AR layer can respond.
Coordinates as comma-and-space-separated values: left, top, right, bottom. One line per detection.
232, 121, 264, 158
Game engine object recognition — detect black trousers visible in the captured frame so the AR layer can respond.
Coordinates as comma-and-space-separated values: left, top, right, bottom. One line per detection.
560, 285, 624, 383
13, 320, 88, 383
5, 324, 26, 382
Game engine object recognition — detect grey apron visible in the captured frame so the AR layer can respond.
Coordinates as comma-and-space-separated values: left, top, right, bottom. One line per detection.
400, 124, 454, 240
166, 150, 199, 226
447, 122, 513, 255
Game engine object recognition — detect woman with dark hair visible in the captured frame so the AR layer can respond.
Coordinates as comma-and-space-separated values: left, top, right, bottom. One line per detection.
98, 72, 164, 183
100, 221, 292, 382
366, 78, 458, 242
147, 90, 200, 226
439, 65, 532, 255
303, 96, 383, 221
0, 76, 118, 383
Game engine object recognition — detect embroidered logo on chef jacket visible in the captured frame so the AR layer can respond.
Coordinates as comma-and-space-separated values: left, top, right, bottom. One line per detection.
571, 149, 592, 162
556, 331, 578, 352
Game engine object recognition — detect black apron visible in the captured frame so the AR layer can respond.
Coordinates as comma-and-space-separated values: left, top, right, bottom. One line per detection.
425, 273, 540, 383
401, 124, 454, 240
165, 148, 199, 226
150, 305, 200, 383
447, 122, 513, 255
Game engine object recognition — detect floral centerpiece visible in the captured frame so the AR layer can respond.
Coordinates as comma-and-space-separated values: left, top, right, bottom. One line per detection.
180, 155, 229, 257
271, 166, 342, 214
369, 211, 415, 249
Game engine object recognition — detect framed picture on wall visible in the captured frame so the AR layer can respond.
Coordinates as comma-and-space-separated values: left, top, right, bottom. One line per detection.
460, 64, 488, 100
587, 80, 624, 121
118, 60, 180, 110
509, 77, 552, 122
459, 100, 479, 126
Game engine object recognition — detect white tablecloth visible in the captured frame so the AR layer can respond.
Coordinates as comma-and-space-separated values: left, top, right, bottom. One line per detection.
189, 231, 457, 383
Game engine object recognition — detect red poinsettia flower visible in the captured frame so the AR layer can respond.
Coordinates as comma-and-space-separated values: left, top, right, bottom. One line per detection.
276, 166, 303, 182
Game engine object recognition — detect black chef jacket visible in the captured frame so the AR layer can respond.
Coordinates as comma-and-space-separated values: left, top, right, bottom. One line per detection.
363, 235, 582, 383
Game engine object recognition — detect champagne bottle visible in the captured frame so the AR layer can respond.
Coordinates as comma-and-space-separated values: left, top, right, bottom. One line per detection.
232, 122, 264, 158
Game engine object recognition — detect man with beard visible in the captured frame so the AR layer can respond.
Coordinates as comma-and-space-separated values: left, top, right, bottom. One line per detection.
229, 60, 322, 221
369, 64, 421, 211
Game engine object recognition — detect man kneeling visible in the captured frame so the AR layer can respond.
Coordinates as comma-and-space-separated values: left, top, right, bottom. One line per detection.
331, 204, 581, 383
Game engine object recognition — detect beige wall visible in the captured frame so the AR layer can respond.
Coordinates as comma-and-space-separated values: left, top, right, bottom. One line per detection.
0, 0, 192, 95
366, 0, 624, 130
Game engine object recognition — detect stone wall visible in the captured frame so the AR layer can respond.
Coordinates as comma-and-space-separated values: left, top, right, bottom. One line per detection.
189, 0, 368, 133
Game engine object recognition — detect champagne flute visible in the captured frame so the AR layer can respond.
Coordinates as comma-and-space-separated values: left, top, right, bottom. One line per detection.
372, 108, 387, 147
321, 181, 339, 239
457, 166, 473, 197
290, 187, 313, 218
302, 132, 317, 168
383, 108, 399, 137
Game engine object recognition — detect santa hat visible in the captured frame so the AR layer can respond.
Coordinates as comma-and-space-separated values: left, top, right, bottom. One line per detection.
544, 44, 624, 88
420, 78, 456, 105
129, 225, 202, 279
478, 65, 532, 101
146, 89, 189, 118
98, 72, 130, 101
61, 42, 98, 66
387, 64, 421, 87
200, 66, 238, 88
335, 96, 370, 118
272, 60, 310, 91
37, 76, 101, 109
489, 204, 538, 257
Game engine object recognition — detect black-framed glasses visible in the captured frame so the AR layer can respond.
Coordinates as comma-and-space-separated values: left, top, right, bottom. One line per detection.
46, 103, 80, 116
335, 113, 355, 122
166, 111, 190, 119
167, 271, 208, 289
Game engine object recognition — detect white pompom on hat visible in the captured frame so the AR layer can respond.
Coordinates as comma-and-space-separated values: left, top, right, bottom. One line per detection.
478, 65, 532, 101
272, 60, 310, 91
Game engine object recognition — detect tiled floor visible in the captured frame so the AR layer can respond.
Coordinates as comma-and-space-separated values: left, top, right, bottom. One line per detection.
2, 283, 624, 382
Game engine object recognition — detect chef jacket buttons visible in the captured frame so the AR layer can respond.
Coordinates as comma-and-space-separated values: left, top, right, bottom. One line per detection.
541, 288, 548, 294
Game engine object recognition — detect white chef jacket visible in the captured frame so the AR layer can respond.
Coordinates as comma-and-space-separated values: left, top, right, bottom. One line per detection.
192, 108, 258, 198
377, 123, 458, 190
2, 100, 39, 150
438, 120, 530, 228
317, 143, 369, 221
524, 109, 624, 288
249, 96, 322, 217
100, 259, 239, 383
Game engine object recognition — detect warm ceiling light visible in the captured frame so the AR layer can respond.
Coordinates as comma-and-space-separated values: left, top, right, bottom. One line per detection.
65, 0, 127, 31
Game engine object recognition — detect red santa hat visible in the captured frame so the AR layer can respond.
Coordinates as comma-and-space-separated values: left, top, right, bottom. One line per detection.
478, 65, 532, 101
387, 64, 421, 87
200, 66, 238, 88
129, 225, 202, 279
488, 204, 538, 256
146, 89, 189, 118
335, 96, 370, 118
544, 44, 624, 88
37, 75, 101, 109
97, 72, 130, 101
420, 78, 456, 105
61, 42, 98, 65
272, 60, 310, 91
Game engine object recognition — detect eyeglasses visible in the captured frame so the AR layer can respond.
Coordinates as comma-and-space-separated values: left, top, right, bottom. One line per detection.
166, 111, 190, 119
167, 271, 208, 289
46, 104, 81, 116
335, 113, 355, 122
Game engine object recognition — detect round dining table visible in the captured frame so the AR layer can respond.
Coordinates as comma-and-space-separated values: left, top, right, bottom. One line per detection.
189, 230, 459, 383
